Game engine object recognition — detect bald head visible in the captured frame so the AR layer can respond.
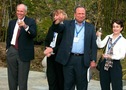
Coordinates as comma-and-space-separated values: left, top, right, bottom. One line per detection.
17, 4, 27, 12
16, 4, 27, 20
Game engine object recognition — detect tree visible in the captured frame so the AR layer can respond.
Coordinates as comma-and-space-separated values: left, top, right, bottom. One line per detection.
0, 0, 126, 43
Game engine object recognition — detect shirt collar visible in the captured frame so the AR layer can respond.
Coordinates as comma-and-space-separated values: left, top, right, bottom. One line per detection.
110, 33, 122, 38
75, 20, 85, 26
17, 17, 25, 22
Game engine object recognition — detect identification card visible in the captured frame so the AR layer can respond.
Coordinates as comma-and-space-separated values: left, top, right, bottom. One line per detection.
74, 37, 79, 42
50, 41, 55, 48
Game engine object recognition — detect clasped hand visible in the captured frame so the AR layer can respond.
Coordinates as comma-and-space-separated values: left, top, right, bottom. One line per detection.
102, 54, 112, 59
43, 47, 53, 57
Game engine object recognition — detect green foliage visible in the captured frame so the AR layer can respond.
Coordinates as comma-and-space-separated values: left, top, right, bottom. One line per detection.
1, 0, 126, 43
34, 17, 52, 44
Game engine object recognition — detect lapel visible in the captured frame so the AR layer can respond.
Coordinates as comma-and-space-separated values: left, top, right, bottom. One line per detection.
84, 22, 90, 45
69, 20, 75, 39
11, 19, 17, 36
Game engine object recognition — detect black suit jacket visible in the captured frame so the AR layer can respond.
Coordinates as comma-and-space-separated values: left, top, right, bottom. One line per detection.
52, 20, 97, 67
6, 16, 37, 62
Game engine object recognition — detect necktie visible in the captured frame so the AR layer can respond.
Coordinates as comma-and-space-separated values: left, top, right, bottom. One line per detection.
14, 27, 21, 49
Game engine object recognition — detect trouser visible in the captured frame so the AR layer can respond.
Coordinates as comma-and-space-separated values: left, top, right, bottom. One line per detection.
63, 55, 88, 90
47, 55, 64, 90
100, 59, 122, 90
6, 46, 30, 90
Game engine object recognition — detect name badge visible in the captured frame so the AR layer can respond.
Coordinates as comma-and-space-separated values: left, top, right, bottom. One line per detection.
74, 37, 79, 42
50, 41, 55, 48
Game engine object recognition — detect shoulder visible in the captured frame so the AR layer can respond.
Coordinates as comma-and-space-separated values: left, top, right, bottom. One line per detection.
9, 19, 17, 23
8, 19, 17, 27
85, 21, 94, 27
63, 20, 75, 25
85, 22, 95, 31
25, 16, 35, 22
120, 36, 126, 42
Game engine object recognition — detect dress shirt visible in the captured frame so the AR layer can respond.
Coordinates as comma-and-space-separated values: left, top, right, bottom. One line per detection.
71, 21, 85, 54
96, 33, 126, 60
11, 17, 29, 45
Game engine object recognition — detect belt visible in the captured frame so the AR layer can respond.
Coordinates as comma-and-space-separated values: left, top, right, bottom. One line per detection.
71, 53, 84, 56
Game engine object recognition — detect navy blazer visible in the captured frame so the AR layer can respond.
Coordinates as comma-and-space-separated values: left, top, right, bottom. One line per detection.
52, 20, 97, 67
6, 16, 37, 62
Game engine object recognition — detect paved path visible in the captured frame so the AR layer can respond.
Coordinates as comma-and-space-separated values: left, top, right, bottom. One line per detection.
0, 67, 126, 90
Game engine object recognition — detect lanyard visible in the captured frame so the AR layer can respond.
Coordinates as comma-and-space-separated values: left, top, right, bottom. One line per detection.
75, 25, 84, 37
108, 36, 121, 50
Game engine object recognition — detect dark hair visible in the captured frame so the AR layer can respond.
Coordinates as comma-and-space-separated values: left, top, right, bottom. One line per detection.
111, 19, 124, 28
74, 6, 85, 13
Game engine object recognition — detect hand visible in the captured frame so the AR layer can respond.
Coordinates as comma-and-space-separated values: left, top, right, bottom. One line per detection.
103, 54, 112, 59
46, 53, 51, 57
96, 31, 102, 37
90, 60, 96, 68
43, 47, 53, 57
54, 13, 65, 24
18, 21, 28, 29
55, 20, 61, 24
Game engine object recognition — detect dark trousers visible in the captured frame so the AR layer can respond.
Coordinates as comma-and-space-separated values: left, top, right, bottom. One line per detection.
6, 46, 30, 90
100, 59, 122, 90
63, 55, 88, 90
47, 55, 64, 90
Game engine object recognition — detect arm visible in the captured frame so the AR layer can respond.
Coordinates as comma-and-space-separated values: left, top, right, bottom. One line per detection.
96, 35, 110, 48
6, 21, 12, 50
26, 19, 37, 38
51, 21, 65, 33
44, 26, 53, 57
44, 26, 62, 57
19, 18, 37, 38
90, 25, 97, 68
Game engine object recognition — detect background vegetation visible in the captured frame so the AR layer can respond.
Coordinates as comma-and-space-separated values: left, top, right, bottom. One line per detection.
0, 0, 126, 80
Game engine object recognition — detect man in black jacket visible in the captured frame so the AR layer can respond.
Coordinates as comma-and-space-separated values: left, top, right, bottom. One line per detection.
6, 4, 37, 90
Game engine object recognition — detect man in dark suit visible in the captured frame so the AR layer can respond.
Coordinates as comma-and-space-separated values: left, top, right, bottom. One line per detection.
6, 4, 37, 90
52, 6, 97, 90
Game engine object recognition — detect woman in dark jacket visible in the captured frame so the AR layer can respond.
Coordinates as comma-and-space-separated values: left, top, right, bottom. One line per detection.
44, 9, 67, 90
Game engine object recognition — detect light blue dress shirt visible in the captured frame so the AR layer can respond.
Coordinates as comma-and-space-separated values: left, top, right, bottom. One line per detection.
71, 20, 85, 54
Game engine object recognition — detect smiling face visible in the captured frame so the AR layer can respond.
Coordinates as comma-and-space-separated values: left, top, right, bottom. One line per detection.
74, 7, 86, 24
16, 4, 27, 20
112, 22, 123, 35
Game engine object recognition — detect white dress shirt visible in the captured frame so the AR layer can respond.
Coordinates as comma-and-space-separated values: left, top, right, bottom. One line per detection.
11, 21, 19, 45
96, 34, 126, 60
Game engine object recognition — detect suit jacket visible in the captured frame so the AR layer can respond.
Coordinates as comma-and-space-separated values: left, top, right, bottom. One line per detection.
6, 16, 37, 62
52, 20, 97, 67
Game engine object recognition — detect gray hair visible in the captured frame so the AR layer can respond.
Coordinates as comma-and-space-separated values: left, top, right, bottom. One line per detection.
17, 4, 27, 12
